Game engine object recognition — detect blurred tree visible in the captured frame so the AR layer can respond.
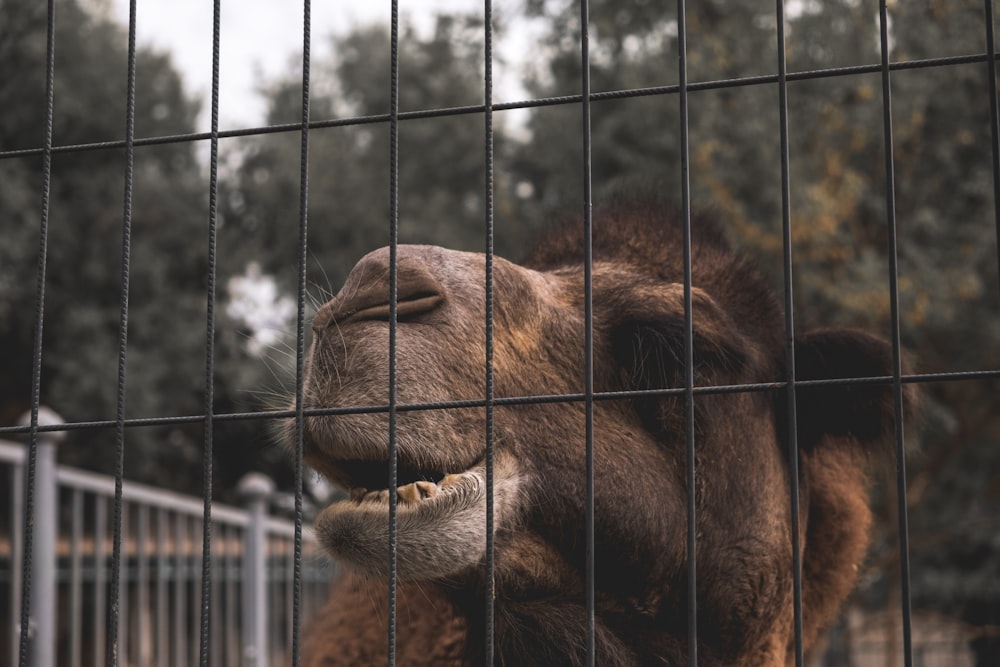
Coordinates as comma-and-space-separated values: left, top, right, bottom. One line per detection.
0, 0, 280, 496
221, 14, 535, 301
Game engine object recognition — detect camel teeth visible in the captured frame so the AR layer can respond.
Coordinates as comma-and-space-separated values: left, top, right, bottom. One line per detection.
397, 480, 441, 503
348, 475, 456, 505
397, 482, 422, 504
415, 480, 438, 499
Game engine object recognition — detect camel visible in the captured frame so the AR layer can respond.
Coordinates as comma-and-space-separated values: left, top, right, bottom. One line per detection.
291, 194, 912, 665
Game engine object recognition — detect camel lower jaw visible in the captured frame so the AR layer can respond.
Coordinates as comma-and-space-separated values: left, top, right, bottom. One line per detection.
315, 463, 520, 581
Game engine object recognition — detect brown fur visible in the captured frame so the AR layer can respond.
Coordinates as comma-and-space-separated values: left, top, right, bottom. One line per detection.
293, 193, 912, 666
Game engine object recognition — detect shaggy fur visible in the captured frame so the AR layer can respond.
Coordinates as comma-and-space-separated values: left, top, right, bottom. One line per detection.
291, 193, 912, 666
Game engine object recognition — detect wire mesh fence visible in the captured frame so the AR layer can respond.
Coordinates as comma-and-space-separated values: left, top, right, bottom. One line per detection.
1, 0, 999, 666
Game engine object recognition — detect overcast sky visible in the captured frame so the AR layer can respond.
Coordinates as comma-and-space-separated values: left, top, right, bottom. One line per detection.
109, 0, 523, 131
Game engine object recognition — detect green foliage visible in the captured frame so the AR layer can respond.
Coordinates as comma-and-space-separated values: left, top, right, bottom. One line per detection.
0, 0, 277, 494
222, 15, 538, 302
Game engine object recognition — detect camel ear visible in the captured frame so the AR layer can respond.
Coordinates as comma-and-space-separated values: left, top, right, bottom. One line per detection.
791, 329, 914, 456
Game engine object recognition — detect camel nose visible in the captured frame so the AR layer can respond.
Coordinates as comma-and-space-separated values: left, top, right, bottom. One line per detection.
312, 246, 445, 333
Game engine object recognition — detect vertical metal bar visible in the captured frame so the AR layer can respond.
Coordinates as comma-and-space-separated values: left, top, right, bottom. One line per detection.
173, 513, 185, 667
190, 518, 201, 667
876, 4, 914, 666
19, 1, 56, 663
272, 560, 281, 667
286, 548, 294, 662
578, 0, 596, 663
11, 461, 24, 667
225, 525, 238, 667
70, 489, 82, 667
482, 0, 497, 662
94, 497, 107, 667
276, 540, 284, 657
291, 1, 312, 665
200, 0, 223, 662
219, 525, 227, 667
28, 422, 57, 667
109, 0, 138, 662
985, 0, 1000, 289
137, 504, 150, 665
119, 504, 130, 666
240, 475, 271, 666
774, 2, 805, 665
387, 0, 401, 663
675, 1, 697, 664
211, 538, 221, 667
156, 508, 168, 667
286, 541, 295, 658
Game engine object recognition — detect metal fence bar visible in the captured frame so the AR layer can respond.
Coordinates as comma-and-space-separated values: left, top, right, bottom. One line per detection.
6, 365, 1000, 443
172, 512, 185, 667
108, 0, 139, 661
70, 488, 83, 667
137, 503, 151, 665
190, 518, 202, 667
94, 496, 107, 667
10, 450, 24, 667
210, 540, 221, 666
387, 0, 402, 663
119, 502, 130, 665
675, 1, 698, 665
774, 2, 806, 665
200, 1, 224, 663
285, 547, 295, 663
28, 422, 57, 667
578, 0, 596, 663
18, 1, 57, 664
290, 1, 313, 666
241, 474, 271, 665
0, 45, 997, 172
5, 49, 999, 164
482, 0, 497, 659
225, 524, 239, 667
876, 3, 915, 666
986, 0, 1000, 291
156, 507, 168, 667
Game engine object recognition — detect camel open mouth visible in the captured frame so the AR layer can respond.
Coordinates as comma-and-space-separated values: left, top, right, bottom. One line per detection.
313, 456, 520, 581
328, 458, 452, 502
348, 469, 473, 505
320, 458, 486, 517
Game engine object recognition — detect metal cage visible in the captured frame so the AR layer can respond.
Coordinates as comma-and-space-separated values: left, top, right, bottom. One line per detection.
2, 0, 999, 666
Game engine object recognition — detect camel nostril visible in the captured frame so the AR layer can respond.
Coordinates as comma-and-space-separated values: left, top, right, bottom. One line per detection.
345, 290, 444, 323
312, 247, 447, 331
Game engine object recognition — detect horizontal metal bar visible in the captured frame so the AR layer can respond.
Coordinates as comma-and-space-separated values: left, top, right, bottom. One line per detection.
0, 441, 26, 464
0, 446, 315, 542
1, 50, 995, 162
1, 367, 998, 438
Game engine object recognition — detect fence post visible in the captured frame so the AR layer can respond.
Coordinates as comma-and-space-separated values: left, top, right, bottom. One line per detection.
239, 473, 274, 667
20, 407, 64, 667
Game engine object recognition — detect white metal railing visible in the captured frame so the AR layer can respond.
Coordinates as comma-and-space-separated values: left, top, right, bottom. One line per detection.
1, 432, 333, 667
